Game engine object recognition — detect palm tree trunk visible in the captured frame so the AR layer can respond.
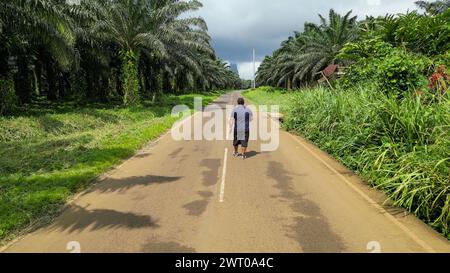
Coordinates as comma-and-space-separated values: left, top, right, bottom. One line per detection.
34, 61, 42, 96
99, 74, 109, 102
15, 55, 32, 103
46, 60, 58, 101
115, 66, 123, 97
152, 67, 164, 102
121, 50, 140, 105
0, 40, 9, 80
58, 74, 66, 99
0, 74, 17, 115
85, 70, 94, 100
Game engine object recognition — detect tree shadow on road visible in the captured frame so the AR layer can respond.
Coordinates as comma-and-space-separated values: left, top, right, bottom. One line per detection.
267, 161, 347, 252
141, 240, 196, 253
51, 205, 159, 233
88, 175, 183, 194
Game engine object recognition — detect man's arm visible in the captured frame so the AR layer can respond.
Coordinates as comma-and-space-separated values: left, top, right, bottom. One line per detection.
229, 110, 235, 134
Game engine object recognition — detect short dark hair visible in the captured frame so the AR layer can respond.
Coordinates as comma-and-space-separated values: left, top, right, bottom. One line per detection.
237, 98, 245, 105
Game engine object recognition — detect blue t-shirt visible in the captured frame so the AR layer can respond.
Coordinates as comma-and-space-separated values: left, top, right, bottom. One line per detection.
231, 105, 253, 139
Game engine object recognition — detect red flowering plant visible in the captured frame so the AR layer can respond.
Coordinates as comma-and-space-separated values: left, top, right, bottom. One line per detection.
428, 65, 449, 96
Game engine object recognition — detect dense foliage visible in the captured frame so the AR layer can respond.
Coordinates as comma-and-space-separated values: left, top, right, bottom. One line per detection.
338, 39, 431, 94
245, 87, 450, 239
257, 3, 450, 95
0, 0, 243, 110
339, 9, 450, 94
415, 0, 450, 15
256, 10, 358, 88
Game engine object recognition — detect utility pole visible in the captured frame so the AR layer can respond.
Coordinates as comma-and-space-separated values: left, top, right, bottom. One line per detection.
252, 48, 256, 89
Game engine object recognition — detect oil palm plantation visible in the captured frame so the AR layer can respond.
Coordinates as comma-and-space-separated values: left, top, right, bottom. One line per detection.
86, 0, 212, 104
0, 0, 75, 102
199, 58, 241, 90
1, 0, 240, 109
257, 10, 358, 88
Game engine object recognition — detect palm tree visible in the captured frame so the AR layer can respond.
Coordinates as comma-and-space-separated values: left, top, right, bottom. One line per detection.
0, 0, 75, 102
256, 56, 275, 86
257, 10, 358, 88
292, 10, 357, 85
415, 0, 450, 15
87, 0, 212, 104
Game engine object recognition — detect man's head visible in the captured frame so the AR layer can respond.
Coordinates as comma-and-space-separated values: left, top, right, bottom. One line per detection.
237, 98, 245, 105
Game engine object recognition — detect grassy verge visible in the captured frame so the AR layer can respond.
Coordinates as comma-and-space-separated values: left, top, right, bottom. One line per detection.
244, 87, 450, 239
0, 92, 221, 242
244, 87, 292, 112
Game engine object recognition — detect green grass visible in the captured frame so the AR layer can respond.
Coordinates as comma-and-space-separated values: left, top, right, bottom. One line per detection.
244, 87, 293, 113
244, 86, 450, 239
0, 92, 221, 242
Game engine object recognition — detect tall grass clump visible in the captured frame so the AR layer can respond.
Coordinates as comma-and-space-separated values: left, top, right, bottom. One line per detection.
283, 86, 450, 238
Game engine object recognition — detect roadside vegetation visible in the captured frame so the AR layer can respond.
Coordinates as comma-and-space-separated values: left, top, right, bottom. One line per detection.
250, 1, 450, 239
0, 92, 220, 242
1, 0, 449, 244
245, 87, 450, 239
0, 0, 242, 242
0, 0, 246, 113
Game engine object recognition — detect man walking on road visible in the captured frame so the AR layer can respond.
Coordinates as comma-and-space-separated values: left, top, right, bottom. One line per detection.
230, 97, 253, 159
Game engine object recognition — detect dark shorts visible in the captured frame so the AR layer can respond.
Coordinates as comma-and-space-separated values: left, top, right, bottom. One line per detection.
233, 131, 249, 147
233, 139, 249, 148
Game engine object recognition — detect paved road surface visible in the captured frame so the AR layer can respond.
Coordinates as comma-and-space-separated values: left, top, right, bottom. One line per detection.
3, 91, 450, 253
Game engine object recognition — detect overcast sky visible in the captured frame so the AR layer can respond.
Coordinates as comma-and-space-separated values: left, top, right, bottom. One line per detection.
191, 0, 418, 79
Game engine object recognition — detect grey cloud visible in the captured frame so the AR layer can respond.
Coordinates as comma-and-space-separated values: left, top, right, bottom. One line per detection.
211, 36, 284, 63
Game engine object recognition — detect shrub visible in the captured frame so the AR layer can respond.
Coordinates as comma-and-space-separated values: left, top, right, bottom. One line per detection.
375, 49, 429, 94
339, 39, 430, 94
376, 10, 450, 57
434, 50, 450, 67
